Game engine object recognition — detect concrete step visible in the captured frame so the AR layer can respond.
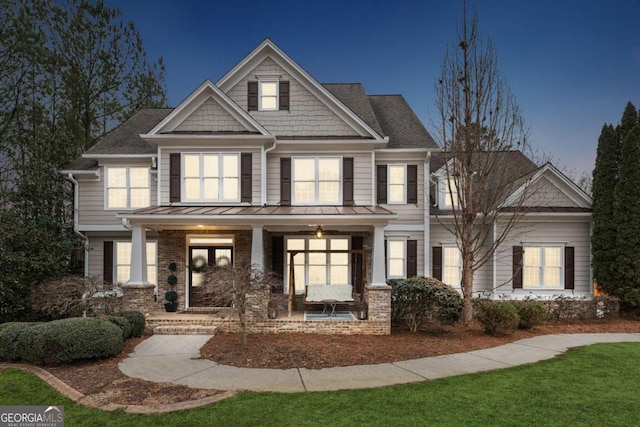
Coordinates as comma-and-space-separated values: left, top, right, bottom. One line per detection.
153, 324, 220, 335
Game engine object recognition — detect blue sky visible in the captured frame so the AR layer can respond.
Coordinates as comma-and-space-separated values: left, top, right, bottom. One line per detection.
106, 0, 640, 180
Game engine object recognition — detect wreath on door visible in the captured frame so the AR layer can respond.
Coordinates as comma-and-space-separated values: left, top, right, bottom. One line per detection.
190, 255, 208, 273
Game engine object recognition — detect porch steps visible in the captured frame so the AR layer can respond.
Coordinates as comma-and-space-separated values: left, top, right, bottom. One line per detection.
153, 324, 220, 335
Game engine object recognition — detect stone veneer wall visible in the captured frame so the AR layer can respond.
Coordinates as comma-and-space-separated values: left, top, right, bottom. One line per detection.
157, 229, 252, 311
121, 284, 156, 315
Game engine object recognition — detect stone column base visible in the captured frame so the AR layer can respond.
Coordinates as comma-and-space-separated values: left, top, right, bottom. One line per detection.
365, 284, 392, 334
121, 284, 156, 315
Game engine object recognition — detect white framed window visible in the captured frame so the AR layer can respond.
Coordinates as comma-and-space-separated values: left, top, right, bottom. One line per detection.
442, 246, 461, 287
387, 239, 406, 279
292, 157, 341, 205
440, 177, 459, 208
259, 80, 278, 111
285, 236, 350, 293
114, 241, 157, 286
106, 167, 150, 209
388, 165, 406, 204
523, 245, 563, 288
182, 153, 240, 202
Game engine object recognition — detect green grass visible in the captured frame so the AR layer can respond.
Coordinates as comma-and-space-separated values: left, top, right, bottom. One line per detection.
2, 343, 639, 426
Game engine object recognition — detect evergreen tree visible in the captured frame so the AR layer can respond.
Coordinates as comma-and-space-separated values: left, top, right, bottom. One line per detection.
591, 124, 620, 293
613, 124, 640, 310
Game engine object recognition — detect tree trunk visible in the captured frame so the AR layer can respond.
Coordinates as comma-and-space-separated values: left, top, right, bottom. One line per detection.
461, 253, 475, 324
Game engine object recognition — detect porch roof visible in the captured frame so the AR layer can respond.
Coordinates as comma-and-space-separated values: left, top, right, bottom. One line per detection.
118, 205, 397, 227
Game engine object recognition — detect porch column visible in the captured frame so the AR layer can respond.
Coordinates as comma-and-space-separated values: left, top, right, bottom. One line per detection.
251, 226, 264, 269
371, 224, 386, 286
127, 224, 148, 285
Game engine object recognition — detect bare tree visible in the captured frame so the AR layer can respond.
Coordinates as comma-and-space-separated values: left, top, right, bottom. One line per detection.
434, 3, 535, 323
203, 264, 279, 346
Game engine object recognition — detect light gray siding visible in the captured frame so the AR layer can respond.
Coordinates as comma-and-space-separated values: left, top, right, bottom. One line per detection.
524, 176, 580, 207
174, 98, 247, 132
375, 156, 426, 225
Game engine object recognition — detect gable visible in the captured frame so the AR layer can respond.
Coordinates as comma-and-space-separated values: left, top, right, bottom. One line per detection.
217, 39, 384, 140
225, 57, 357, 137
174, 97, 249, 133
524, 175, 580, 207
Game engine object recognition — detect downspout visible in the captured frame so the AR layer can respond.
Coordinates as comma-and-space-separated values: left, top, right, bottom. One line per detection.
371, 151, 376, 206
262, 140, 277, 206
67, 173, 90, 277
424, 151, 431, 276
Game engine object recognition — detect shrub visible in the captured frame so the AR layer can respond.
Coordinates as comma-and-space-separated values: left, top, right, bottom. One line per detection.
10, 318, 124, 366
475, 301, 519, 336
512, 300, 547, 329
389, 277, 463, 332
108, 316, 132, 339
114, 311, 145, 337
165, 290, 178, 302
0, 322, 41, 361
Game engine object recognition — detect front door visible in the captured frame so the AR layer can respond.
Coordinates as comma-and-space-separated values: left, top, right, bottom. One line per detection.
188, 246, 233, 307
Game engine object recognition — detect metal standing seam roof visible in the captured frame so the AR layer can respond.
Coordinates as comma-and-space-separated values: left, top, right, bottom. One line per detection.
121, 205, 396, 217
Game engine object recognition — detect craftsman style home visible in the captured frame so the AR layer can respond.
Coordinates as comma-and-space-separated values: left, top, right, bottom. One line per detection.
62, 39, 593, 334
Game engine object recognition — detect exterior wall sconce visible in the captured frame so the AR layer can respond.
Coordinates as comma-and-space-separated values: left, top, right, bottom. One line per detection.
315, 225, 323, 239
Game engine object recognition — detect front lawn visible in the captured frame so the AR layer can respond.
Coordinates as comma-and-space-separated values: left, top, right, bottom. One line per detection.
1, 342, 638, 426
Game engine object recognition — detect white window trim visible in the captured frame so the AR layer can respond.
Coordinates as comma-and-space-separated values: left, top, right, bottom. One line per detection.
522, 244, 565, 290
258, 78, 279, 111
439, 176, 459, 208
442, 245, 462, 287
113, 240, 158, 287
181, 152, 240, 203
387, 164, 407, 205
386, 238, 407, 279
284, 236, 351, 294
104, 166, 151, 210
292, 156, 342, 206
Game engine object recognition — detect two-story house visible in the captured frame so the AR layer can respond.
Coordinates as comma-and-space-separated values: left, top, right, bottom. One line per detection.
62, 39, 593, 334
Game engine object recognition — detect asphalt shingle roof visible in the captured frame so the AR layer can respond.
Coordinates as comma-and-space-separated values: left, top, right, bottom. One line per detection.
322, 83, 384, 136
368, 95, 438, 149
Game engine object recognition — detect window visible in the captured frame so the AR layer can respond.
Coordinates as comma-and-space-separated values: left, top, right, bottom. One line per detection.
106, 167, 150, 209
182, 153, 239, 202
441, 177, 459, 208
523, 245, 563, 288
259, 80, 278, 111
442, 246, 461, 286
387, 240, 405, 278
114, 241, 157, 285
292, 157, 341, 205
388, 165, 406, 204
285, 237, 350, 293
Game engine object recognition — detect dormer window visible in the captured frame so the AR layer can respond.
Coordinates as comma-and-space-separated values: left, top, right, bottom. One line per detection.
439, 177, 459, 208
248, 79, 289, 111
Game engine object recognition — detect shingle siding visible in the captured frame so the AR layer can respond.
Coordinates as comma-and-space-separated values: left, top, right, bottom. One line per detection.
174, 98, 248, 132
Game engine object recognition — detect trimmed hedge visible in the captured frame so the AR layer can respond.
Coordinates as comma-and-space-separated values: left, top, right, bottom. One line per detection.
512, 300, 547, 329
389, 277, 463, 332
114, 311, 145, 337
108, 316, 133, 339
0, 322, 42, 361
0, 318, 124, 366
475, 301, 519, 336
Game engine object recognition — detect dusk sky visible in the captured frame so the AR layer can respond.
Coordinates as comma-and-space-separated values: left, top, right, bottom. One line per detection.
106, 0, 640, 180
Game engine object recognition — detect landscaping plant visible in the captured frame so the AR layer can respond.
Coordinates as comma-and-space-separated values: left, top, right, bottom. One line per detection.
475, 300, 519, 336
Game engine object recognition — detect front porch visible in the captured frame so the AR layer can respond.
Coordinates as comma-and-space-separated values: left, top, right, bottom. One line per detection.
145, 285, 391, 335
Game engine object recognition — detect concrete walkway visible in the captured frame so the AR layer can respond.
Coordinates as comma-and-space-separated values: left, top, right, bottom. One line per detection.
118, 333, 640, 393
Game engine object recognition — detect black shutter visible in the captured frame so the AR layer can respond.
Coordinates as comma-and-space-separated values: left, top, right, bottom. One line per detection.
279, 81, 290, 110
352, 236, 364, 293
343, 157, 354, 206
565, 246, 575, 290
432, 246, 442, 280
271, 236, 284, 280
407, 165, 418, 204
169, 153, 181, 203
241, 153, 252, 203
377, 165, 387, 204
407, 240, 418, 277
248, 81, 258, 111
384, 239, 388, 277
280, 157, 291, 206
104, 241, 114, 284
513, 246, 523, 288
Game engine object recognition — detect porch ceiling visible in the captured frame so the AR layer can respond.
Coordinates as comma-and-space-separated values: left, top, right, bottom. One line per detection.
118, 205, 397, 228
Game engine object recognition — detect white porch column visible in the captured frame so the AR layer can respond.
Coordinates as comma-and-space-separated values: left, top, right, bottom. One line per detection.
371, 224, 386, 286
251, 226, 264, 269
127, 224, 148, 285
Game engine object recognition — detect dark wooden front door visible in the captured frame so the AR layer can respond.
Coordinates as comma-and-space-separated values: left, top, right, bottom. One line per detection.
188, 246, 233, 307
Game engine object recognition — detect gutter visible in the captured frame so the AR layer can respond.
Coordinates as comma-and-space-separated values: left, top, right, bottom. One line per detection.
66, 173, 89, 277
262, 141, 277, 206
